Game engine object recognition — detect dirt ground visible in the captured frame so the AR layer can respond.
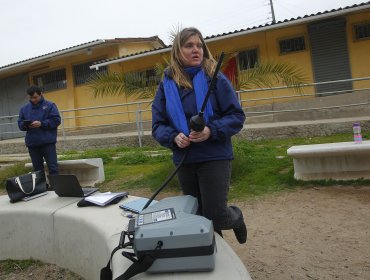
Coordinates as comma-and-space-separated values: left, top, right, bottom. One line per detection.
225, 186, 370, 280
1, 185, 369, 280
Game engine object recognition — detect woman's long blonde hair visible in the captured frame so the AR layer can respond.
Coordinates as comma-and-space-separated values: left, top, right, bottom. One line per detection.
168, 27, 217, 89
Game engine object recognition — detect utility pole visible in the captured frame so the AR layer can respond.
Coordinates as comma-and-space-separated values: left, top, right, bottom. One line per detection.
269, 0, 276, 24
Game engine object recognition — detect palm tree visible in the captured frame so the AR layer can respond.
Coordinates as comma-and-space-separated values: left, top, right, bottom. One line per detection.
238, 61, 307, 92
89, 61, 167, 100
89, 56, 307, 99
89, 22, 307, 98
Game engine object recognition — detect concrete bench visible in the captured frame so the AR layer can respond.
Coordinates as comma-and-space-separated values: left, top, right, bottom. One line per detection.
25, 158, 105, 187
0, 193, 251, 280
287, 140, 370, 180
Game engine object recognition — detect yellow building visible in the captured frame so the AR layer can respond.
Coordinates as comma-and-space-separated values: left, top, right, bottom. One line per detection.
0, 37, 165, 138
93, 2, 370, 108
1, 2, 370, 138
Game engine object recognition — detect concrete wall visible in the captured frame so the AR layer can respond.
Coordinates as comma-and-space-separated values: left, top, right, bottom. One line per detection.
0, 74, 29, 140
245, 89, 370, 123
2, 116, 370, 154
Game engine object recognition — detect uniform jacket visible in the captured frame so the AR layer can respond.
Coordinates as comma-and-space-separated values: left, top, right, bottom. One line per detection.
18, 96, 61, 147
152, 72, 245, 164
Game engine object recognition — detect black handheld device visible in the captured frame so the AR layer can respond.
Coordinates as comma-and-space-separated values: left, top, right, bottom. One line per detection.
23, 120, 32, 126
189, 51, 225, 132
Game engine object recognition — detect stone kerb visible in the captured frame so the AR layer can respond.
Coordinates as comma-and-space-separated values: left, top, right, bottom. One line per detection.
25, 158, 105, 187
0, 194, 78, 264
0, 193, 252, 280
287, 140, 370, 180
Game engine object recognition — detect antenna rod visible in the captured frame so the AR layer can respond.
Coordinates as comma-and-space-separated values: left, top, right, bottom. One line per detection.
200, 52, 225, 113
269, 0, 276, 24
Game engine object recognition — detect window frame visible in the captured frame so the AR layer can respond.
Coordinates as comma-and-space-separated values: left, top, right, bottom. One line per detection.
353, 21, 370, 41
237, 48, 259, 71
278, 35, 306, 55
124, 68, 161, 89
72, 58, 108, 86
32, 68, 67, 93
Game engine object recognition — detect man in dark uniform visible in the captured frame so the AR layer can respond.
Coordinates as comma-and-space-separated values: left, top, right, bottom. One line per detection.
18, 85, 61, 176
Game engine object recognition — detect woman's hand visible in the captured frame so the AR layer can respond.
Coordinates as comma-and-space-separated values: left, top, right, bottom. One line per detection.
189, 126, 211, 143
175, 133, 191, 148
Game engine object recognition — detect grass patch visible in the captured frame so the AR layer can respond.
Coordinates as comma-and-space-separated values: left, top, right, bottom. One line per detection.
0, 259, 42, 274
114, 151, 171, 165
2, 133, 369, 198
0, 163, 31, 191
229, 133, 370, 199
98, 133, 370, 199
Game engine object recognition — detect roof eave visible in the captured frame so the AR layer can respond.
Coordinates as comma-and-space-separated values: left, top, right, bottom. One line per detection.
90, 3, 370, 69
90, 47, 171, 70
0, 40, 106, 74
206, 4, 368, 43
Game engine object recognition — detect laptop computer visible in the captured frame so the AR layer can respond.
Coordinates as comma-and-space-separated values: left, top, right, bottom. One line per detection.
48, 174, 98, 197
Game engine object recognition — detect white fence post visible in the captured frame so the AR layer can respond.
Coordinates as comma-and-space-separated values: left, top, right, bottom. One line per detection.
135, 108, 142, 148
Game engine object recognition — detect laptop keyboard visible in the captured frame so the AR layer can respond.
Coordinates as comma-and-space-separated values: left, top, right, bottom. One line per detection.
82, 187, 96, 194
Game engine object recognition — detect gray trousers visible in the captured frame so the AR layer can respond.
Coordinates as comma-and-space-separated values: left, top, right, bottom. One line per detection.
177, 160, 244, 232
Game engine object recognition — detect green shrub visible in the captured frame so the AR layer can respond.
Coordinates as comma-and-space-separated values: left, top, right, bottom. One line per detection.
0, 163, 31, 190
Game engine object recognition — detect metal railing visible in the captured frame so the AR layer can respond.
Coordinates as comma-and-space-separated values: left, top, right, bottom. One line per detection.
1, 76, 370, 147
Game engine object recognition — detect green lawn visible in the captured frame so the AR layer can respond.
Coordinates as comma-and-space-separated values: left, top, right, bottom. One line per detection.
1, 133, 369, 199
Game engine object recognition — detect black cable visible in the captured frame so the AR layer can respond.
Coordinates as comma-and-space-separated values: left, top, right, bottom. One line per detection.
142, 149, 189, 210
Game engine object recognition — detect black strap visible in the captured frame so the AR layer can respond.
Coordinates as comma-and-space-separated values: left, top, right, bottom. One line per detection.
101, 230, 129, 280
100, 245, 120, 280
100, 220, 162, 280
137, 235, 215, 259
115, 241, 163, 280
114, 254, 156, 280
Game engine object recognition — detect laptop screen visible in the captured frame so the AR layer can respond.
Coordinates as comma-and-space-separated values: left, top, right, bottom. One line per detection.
49, 174, 98, 197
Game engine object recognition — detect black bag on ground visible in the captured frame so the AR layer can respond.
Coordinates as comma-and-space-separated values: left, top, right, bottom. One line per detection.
5, 171, 47, 203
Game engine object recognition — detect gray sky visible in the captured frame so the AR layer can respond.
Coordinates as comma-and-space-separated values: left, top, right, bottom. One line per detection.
0, 0, 367, 67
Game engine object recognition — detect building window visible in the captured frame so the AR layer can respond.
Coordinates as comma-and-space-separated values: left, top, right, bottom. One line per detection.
125, 68, 160, 88
279, 36, 305, 54
73, 60, 108, 86
238, 49, 258, 71
33, 69, 67, 92
354, 23, 370, 40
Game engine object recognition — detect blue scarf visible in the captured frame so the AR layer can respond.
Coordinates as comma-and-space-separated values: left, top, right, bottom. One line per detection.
163, 66, 213, 136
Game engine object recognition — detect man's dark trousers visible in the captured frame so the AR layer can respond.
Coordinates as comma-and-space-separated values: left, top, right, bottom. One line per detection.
28, 143, 58, 175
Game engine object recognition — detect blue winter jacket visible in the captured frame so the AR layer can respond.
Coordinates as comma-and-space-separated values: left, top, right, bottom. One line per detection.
18, 96, 61, 147
152, 72, 245, 165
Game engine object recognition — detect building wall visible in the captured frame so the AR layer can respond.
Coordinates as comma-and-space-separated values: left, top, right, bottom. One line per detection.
208, 24, 315, 107
207, 11, 370, 108
72, 49, 168, 129
0, 74, 29, 140
24, 42, 162, 130
118, 41, 161, 57
346, 9, 370, 90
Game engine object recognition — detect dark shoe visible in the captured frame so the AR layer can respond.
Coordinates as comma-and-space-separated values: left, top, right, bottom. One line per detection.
233, 222, 247, 244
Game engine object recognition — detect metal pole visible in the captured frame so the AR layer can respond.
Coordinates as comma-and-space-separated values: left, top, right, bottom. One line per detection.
60, 111, 66, 151
237, 91, 242, 106
138, 103, 144, 138
269, 0, 276, 24
135, 109, 142, 147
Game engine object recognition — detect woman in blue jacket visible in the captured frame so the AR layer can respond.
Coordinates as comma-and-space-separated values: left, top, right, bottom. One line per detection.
152, 27, 247, 243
